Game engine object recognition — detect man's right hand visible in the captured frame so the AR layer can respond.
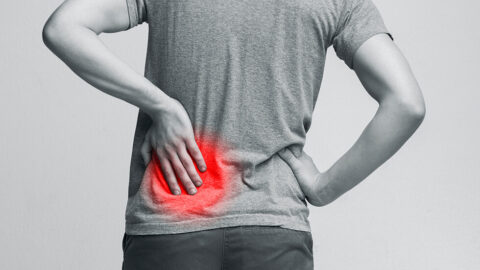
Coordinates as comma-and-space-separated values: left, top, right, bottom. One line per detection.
141, 98, 207, 196
41, 0, 208, 196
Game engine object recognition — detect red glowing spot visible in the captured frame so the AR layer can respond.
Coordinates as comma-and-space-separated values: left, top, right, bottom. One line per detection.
142, 129, 236, 222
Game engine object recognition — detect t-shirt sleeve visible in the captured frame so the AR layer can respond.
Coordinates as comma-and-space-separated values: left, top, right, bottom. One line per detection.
331, 0, 394, 69
125, 0, 147, 29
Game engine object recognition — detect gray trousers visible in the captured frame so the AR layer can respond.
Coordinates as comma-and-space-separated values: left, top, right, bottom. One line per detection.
122, 225, 314, 270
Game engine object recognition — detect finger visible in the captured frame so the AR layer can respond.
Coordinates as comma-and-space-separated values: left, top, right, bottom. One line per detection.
178, 144, 203, 187
168, 151, 197, 195
185, 137, 207, 172
157, 153, 181, 195
140, 137, 152, 166
277, 148, 300, 169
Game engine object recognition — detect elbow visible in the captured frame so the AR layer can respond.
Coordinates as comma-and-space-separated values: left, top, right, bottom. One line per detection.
397, 96, 427, 124
411, 102, 426, 122
381, 90, 427, 123
42, 12, 74, 51
42, 17, 63, 50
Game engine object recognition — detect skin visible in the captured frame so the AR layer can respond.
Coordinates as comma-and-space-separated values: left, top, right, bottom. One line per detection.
42, 0, 205, 196
42, 0, 426, 204
278, 34, 426, 206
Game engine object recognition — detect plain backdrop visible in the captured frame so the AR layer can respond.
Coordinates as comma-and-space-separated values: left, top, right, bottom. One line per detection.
1, 0, 478, 269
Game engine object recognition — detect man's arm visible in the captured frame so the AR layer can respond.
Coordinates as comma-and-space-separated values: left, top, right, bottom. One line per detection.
279, 34, 426, 206
42, 0, 206, 195
321, 33, 425, 203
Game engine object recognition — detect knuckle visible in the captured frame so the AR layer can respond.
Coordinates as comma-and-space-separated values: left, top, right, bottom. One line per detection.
166, 179, 179, 188
179, 172, 191, 182
187, 142, 199, 152
191, 149, 202, 159
187, 171, 200, 182
159, 167, 171, 178
176, 170, 191, 182
184, 180, 195, 188
193, 175, 202, 183
186, 138, 197, 148
165, 175, 179, 186
186, 164, 197, 175
169, 137, 183, 148
157, 151, 167, 160
171, 161, 183, 172
163, 171, 174, 180
178, 153, 190, 164
186, 162, 199, 175
164, 144, 176, 155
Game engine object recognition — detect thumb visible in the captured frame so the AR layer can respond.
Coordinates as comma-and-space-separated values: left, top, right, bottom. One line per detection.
140, 137, 152, 167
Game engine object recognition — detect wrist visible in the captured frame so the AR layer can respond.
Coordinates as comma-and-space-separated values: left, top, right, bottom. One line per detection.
314, 170, 339, 206
142, 93, 174, 121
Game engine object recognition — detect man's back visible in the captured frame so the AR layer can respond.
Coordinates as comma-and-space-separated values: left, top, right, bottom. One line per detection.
43, 0, 425, 268
124, 0, 393, 235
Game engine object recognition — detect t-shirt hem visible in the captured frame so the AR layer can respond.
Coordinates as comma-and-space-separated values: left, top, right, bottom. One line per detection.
125, 213, 311, 235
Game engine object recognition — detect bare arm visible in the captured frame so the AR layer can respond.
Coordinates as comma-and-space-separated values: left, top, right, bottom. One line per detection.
323, 33, 426, 202
42, 0, 206, 195
279, 34, 426, 206
42, 0, 167, 117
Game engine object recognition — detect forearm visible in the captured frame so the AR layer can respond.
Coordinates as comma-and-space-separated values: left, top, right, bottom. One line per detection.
42, 21, 171, 117
322, 98, 425, 202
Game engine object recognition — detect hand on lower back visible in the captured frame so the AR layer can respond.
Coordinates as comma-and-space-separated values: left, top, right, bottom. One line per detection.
140, 97, 207, 196
278, 148, 335, 207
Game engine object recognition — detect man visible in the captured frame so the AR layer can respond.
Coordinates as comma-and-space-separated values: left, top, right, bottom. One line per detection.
42, 0, 425, 269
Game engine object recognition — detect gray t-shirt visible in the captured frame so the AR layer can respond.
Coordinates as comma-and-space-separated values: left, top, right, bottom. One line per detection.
124, 0, 393, 235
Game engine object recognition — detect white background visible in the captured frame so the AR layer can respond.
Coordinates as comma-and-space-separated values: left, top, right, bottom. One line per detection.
1, 0, 478, 269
